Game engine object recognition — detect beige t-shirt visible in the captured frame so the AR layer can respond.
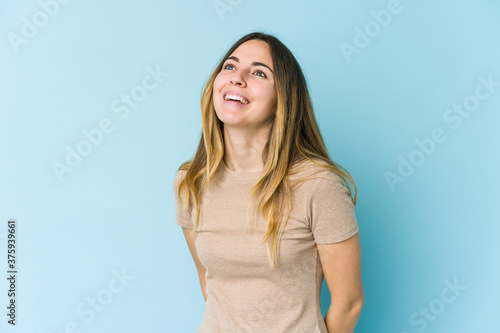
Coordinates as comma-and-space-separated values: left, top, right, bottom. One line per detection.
174, 159, 359, 333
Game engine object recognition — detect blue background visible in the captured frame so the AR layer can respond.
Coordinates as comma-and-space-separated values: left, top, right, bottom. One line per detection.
1, 0, 499, 332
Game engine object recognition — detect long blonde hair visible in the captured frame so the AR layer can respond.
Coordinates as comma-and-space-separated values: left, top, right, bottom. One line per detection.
176, 31, 357, 269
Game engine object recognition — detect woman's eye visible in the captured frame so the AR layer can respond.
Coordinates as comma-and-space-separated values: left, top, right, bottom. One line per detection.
254, 70, 266, 78
223, 63, 266, 78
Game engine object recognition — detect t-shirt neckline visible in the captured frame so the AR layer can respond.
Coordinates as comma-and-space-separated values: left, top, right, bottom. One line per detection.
221, 159, 262, 183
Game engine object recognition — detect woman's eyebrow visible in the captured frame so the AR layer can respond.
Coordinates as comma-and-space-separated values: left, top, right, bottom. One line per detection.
226, 56, 273, 74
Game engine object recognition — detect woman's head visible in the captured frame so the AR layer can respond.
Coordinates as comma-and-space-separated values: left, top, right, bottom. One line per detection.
213, 39, 277, 131
179, 31, 357, 269
200, 31, 320, 172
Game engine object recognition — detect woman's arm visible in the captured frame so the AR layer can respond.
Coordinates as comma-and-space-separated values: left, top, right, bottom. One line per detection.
182, 227, 208, 302
317, 233, 364, 332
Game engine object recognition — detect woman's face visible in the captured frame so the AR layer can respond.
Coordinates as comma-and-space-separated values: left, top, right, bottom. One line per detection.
213, 39, 277, 129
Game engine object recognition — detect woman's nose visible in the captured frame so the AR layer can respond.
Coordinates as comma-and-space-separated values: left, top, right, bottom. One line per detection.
229, 70, 246, 86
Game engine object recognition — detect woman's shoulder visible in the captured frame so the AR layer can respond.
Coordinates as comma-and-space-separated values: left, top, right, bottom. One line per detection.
289, 158, 339, 179
174, 167, 187, 179
173, 167, 188, 191
287, 158, 343, 192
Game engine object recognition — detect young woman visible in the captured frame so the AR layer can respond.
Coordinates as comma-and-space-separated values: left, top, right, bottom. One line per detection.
174, 31, 363, 333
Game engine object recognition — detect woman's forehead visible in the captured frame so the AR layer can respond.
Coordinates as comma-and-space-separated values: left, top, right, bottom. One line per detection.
228, 40, 273, 70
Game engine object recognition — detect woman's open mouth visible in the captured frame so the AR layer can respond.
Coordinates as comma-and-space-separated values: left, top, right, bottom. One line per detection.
223, 92, 250, 105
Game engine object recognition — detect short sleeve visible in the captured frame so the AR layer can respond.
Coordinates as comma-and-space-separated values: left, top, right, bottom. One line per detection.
307, 172, 359, 244
173, 169, 193, 228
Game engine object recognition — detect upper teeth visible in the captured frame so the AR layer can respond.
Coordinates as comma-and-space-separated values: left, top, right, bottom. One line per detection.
225, 94, 248, 104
